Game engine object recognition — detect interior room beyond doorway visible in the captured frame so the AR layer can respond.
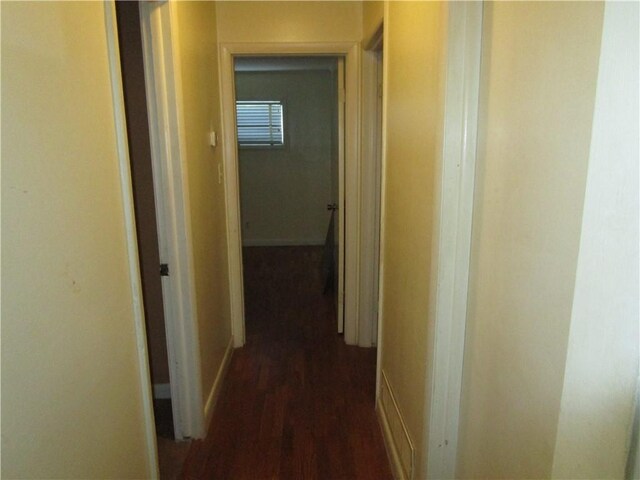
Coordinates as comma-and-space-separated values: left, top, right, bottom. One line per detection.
235, 55, 343, 337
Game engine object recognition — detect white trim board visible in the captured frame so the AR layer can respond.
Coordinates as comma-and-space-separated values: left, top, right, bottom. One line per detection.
103, 2, 159, 477
219, 42, 361, 348
378, 370, 415, 480
336, 56, 346, 336
375, 8, 390, 402
203, 336, 235, 432
242, 239, 325, 247
424, 3, 483, 479
361, 24, 384, 349
378, 402, 408, 480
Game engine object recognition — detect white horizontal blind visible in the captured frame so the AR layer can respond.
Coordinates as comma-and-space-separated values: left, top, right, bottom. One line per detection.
236, 100, 284, 146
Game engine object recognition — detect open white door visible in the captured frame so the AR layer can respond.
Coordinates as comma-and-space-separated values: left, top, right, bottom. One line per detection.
139, 0, 205, 440
219, 44, 359, 347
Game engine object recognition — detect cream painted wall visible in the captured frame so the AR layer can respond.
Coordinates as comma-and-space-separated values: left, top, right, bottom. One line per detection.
379, 2, 447, 477
551, 3, 639, 477
236, 70, 336, 246
216, 1, 362, 43
173, 1, 233, 408
457, 2, 604, 478
362, 1, 383, 44
1, 2, 150, 478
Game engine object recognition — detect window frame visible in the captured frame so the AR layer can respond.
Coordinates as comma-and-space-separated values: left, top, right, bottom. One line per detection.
235, 99, 287, 150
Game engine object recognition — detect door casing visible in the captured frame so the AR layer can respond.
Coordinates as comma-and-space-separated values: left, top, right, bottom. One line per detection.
218, 42, 361, 348
423, 3, 483, 477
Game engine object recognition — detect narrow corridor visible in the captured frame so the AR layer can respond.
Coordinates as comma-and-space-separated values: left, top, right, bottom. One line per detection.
180, 246, 392, 479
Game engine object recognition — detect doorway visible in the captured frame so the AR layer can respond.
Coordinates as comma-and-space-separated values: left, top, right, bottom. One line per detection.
234, 56, 345, 340
219, 43, 361, 349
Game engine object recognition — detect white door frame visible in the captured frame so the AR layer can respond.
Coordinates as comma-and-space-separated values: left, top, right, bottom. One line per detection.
423, 2, 483, 478
103, 2, 159, 476
219, 42, 361, 348
361, 26, 384, 350
139, 0, 205, 440
336, 57, 346, 335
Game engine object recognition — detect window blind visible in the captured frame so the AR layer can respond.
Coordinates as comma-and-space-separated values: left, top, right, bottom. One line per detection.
236, 100, 284, 146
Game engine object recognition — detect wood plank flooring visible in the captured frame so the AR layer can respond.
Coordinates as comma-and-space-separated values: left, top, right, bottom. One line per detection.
180, 246, 392, 479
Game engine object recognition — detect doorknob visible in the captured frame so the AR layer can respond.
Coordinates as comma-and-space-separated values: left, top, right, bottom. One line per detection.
327, 203, 337, 211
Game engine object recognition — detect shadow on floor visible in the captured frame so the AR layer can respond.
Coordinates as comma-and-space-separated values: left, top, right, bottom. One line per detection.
180, 246, 392, 479
154, 399, 191, 480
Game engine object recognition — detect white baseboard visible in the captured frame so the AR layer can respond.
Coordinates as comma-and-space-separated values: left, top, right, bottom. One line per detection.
378, 398, 405, 480
204, 336, 235, 432
153, 383, 171, 399
377, 370, 415, 480
242, 238, 324, 247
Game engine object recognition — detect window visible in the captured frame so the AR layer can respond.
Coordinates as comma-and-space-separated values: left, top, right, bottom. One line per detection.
236, 100, 284, 147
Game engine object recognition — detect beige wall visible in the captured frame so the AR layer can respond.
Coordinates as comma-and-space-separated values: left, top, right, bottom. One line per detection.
379, 2, 447, 477
173, 1, 233, 409
236, 70, 336, 246
216, 1, 362, 43
457, 2, 604, 478
1, 2, 151, 478
551, 2, 639, 477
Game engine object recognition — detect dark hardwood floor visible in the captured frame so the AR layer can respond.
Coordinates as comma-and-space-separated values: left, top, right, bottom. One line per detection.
180, 246, 392, 479
155, 398, 191, 480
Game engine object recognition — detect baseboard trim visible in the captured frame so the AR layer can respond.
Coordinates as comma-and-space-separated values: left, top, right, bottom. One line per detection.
153, 383, 171, 399
378, 395, 407, 480
378, 370, 415, 480
242, 238, 324, 247
204, 336, 235, 432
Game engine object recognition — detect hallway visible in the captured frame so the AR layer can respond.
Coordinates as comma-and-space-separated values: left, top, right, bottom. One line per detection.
3, 2, 638, 478
180, 247, 392, 479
